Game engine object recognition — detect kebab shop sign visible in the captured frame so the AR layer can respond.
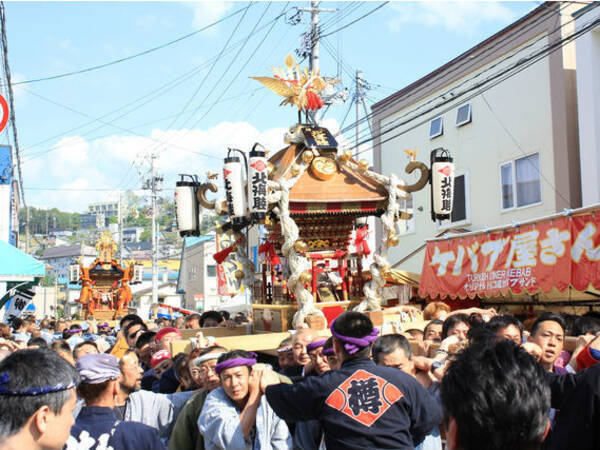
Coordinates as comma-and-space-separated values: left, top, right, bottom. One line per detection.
419, 210, 600, 299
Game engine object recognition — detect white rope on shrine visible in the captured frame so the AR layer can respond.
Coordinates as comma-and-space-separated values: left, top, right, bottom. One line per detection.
267, 156, 325, 329
337, 155, 409, 312
234, 234, 257, 290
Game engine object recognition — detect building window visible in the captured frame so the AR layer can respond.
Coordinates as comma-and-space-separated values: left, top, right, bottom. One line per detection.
456, 103, 472, 127
500, 153, 541, 210
398, 195, 415, 235
437, 173, 470, 228
206, 265, 217, 277
429, 116, 443, 139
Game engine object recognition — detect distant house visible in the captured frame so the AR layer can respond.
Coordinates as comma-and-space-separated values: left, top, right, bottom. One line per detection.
41, 244, 96, 279
49, 228, 73, 238
122, 241, 152, 259
177, 235, 219, 312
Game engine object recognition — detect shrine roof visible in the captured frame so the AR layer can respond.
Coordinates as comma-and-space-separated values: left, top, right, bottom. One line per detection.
269, 144, 388, 203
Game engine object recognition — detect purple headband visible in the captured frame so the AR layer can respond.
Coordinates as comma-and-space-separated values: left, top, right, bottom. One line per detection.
306, 339, 327, 353
215, 353, 257, 375
322, 346, 335, 356
67, 328, 83, 334
0, 372, 76, 396
330, 319, 380, 355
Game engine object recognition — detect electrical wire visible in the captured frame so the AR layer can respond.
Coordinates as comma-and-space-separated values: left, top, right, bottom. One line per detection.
352, 4, 600, 151
148, 2, 256, 147
3, 4, 252, 87
337, 2, 568, 138
319, 2, 389, 40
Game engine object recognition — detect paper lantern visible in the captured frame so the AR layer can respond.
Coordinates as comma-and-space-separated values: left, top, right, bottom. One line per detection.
430, 148, 455, 221
223, 156, 247, 227
248, 146, 268, 221
175, 176, 199, 236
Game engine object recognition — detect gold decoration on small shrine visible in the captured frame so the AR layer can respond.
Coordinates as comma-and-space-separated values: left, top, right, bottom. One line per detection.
302, 151, 315, 163
308, 239, 330, 250
340, 150, 353, 162
267, 162, 275, 176
299, 271, 312, 284
291, 163, 301, 177
294, 240, 309, 253
387, 234, 399, 247
235, 270, 245, 280
310, 156, 337, 181
358, 159, 370, 171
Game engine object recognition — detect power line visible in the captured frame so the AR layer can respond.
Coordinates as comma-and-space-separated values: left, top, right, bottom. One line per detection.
319, 2, 389, 40
480, 92, 569, 206
2, 4, 252, 86
350, 9, 600, 159
18, 86, 222, 159
185, 3, 290, 133
353, 5, 600, 152
149, 2, 256, 147
21, 87, 265, 163
337, 2, 568, 138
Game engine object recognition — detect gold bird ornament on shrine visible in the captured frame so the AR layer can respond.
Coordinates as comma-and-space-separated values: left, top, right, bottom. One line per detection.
251, 54, 340, 111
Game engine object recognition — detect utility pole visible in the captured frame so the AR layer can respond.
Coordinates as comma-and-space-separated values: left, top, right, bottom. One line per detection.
151, 154, 158, 307
297, 1, 336, 74
118, 191, 123, 266
25, 206, 29, 253
355, 69, 363, 155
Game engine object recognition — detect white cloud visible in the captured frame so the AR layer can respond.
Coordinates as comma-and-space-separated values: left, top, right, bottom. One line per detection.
186, 1, 234, 33
23, 120, 289, 212
388, 1, 516, 34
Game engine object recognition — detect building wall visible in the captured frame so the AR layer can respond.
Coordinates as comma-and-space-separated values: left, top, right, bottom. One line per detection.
180, 240, 219, 311
372, 5, 580, 274
576, 9, 600, 206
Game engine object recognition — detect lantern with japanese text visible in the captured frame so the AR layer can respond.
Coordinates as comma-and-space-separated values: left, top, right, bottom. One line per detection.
248, 144, 268, 222
223, 154, 247, 228
175, 174, 199, 236
430, 148, 455, 221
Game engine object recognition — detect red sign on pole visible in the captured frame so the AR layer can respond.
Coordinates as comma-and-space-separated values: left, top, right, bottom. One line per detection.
0, 94, 8, 134
419, 209, 600, 299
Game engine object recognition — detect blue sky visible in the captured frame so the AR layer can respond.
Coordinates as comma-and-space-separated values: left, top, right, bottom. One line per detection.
2, 1, 537, 212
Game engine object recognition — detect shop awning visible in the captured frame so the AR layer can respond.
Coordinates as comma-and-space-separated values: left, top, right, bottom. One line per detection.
0, 240, 45, 282
419, 205, 600, 300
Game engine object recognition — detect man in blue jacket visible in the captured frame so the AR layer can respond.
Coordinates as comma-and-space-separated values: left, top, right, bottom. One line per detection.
261, 312, 442, 449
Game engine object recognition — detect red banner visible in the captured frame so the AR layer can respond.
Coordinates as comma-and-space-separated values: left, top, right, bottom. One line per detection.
419, 209, 600, 299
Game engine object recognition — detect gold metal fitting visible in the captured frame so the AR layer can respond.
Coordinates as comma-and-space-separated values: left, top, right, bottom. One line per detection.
302, 151, 315, 164
340, 150, 353, 162
290, 163, 301, 177
294, 240, 308, 253
358, 159, 369, 171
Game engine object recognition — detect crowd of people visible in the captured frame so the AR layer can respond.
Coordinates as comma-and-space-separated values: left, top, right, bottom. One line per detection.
1, 304, 600, 449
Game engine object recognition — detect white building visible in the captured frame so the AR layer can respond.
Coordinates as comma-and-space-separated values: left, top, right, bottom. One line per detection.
575, 3, 600, 206
177, 235, 219, 312
41, 244, 96, 280
371, 3, 582, 274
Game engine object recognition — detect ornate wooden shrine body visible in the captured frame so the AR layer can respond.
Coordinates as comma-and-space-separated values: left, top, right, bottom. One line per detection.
252, 137, 389, 326
75, 231, 137, 320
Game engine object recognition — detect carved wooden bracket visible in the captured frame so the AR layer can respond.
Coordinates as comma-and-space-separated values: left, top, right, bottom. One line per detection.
397, 161, 429, 193
196, 182, 218, 209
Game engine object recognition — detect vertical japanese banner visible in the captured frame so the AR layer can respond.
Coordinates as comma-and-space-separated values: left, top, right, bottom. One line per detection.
215, 232, 245, 296
419, 215, 575, 299
2, 287, 35, 322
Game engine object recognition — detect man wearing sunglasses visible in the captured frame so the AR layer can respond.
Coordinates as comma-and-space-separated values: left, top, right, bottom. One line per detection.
125, 321, 148, 349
